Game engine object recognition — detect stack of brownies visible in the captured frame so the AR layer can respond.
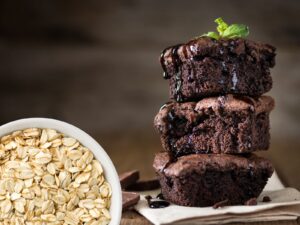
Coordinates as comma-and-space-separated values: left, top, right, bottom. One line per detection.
153, 37, 276, 207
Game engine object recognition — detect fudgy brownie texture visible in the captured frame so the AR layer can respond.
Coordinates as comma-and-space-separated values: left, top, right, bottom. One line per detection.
160, 37, 276, 102
153, 152, 274, 207
154, 95, 274, 157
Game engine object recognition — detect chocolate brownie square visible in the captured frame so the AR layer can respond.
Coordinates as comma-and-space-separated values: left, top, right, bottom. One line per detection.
153, 152, 274, 207
160, 37, 276, 102
154, 95, 274, 157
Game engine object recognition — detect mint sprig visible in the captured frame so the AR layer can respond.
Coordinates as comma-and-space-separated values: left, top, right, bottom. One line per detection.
201, 18, 249, 40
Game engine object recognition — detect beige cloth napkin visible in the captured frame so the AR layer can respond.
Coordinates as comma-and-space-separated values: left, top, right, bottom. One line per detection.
134, 172, 300, 225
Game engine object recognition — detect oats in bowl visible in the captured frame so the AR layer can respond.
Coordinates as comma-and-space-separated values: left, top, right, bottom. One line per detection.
0, 128, 112, 224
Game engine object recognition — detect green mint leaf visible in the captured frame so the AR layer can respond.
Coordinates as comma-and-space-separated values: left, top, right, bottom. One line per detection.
201, 31, 220, 40
215, 17, 228, 36
222, 24, 249, 38
200, 18, 249, 40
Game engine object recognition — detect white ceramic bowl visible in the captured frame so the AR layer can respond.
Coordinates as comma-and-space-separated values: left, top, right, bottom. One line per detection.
0, 118, 122, 225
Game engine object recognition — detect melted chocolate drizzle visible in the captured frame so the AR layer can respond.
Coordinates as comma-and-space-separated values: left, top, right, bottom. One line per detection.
160, 43, 185, 102
171, 44, 184, 102
160, 47, 171, 79
159, 101, 172, 111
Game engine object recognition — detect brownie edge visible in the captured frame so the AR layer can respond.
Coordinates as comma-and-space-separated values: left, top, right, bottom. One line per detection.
153, 152, 274, 207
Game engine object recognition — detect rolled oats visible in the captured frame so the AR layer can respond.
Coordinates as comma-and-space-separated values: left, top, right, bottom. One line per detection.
0, 128, 112, 224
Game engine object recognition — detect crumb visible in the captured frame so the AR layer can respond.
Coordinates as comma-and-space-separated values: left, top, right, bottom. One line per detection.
245, 198, 257, 205
213, 199, 229, 209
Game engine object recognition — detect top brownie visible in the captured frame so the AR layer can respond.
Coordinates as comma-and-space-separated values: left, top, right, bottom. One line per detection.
160, 37, 276, 102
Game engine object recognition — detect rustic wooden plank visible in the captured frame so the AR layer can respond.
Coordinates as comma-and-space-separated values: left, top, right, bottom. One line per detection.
122, 211, 152, 225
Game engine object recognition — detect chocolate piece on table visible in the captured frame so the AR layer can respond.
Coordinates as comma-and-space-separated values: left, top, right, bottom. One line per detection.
126, 178, 160, 191
153, 152, 274, 207
119, 170, 140, 190
122, 191, 140, 210
262, 196, 271, 202
154, 94, 274, 157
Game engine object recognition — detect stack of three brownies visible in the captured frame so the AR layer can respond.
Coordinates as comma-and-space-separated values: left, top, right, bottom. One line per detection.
153, 37, 276, 207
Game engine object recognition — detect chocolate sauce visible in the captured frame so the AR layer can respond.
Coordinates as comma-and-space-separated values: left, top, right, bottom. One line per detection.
149, 199, 170, 208
159, 101, 172, 111
160, 47, 171, 79
145, 195, 170, 209
171, 44, 184, 102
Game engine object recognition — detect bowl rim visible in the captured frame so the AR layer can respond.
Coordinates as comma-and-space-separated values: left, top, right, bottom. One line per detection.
0, 117, 122, 225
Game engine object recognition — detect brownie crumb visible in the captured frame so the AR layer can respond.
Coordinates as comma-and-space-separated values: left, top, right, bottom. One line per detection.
262, 196, 271, 202
213, 199, 229, 209
245, 198, 257, 205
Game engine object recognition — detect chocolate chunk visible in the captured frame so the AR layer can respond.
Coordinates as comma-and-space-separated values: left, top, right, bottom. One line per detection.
126, 178, 160, 191
245, 198, 257, 205
262, 196, 271, 202
122, 191, 140, 210
148, 199, 170, 209
119, 170, 140, 190
213, 199, 229, 209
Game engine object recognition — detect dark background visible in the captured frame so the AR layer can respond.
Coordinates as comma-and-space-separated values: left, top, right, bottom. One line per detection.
0, 0, 299, 188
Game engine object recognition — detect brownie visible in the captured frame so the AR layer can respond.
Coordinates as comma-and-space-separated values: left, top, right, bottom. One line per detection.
160, 37, 276, 102
153, 152, 274, 207
154, 95, 274, 157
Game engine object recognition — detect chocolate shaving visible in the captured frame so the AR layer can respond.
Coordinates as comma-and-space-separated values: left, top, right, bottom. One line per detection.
213, 199, 229, 209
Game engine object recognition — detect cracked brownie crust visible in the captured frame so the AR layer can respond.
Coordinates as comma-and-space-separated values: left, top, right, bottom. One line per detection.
153, 152, 274, 207
154, 95, 274, 157
160, 37, 276, 102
